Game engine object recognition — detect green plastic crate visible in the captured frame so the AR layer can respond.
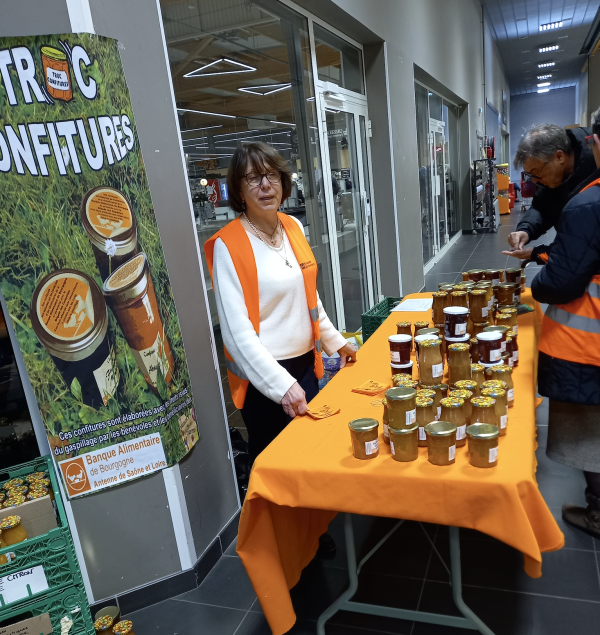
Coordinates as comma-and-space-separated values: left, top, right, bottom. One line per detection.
361, 297, 402, 342
0, 583, 94, 635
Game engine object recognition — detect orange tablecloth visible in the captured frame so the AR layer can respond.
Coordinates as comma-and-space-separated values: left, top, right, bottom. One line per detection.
237, 290, 564, 635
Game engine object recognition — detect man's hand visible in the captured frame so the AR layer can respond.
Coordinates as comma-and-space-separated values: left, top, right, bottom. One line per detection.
338, 343, 358, 369
502, 248, 533, 260
281, 382, 308, 418
508, 231, 530, 250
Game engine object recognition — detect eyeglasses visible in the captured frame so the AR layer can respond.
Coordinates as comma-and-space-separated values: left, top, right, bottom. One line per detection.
244, 171, 281, 187
523, 160, 549, 181
586, 135, 595, 149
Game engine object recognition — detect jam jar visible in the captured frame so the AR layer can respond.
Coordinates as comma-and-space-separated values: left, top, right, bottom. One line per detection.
432, 292, 448, 323
470, 364, 485, 394
469, 289, 489, 322
349, 418, 380, 459
476, 331, 503, 364
507, 330, 519, 366
482, 387, 508, 435
476, 282, 494, 312
416, 395, 435, 447
396, 321, 412, 339
483, 325, 508, 353
418, 388, 439, 420
520, 273, 526, 292
504, 267, 521, 287
487, 365, 514, 407
414, 321, 430, 335
467, 424, 499, 468
470, 396, 498, 427
461, 272, 470, 281
389, 334, 412, 365
389, 424, 419, 462
418, 339, 444, 386
483, 269, 501, 286
447, 343, 471, 385
425, 421, 457, 466
445, 334, 469, 359
451, 291, 469, 309
468, 269, 485, 282
496, 283, 516, 308
471, 322, 489, 337
385, 387, 417, 429
440, 397, 467, 447
393, 376, 419, 389
444, 306, 469, 338
439, 284, 455, 294
391, 361, 414, 377
382, 398, 389, 444
449, 388, 473, 423
454, 379, 478, 395
500, 307, 518, 334
0, 515, 27, 545
415, 334, 440, 364
470, 337, 480, 363
495, 312, 512, 330
505, 337, 514, 367
481, 379, 508, 395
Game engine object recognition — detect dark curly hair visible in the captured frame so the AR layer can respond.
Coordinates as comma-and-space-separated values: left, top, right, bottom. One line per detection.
226, 142, 292, 213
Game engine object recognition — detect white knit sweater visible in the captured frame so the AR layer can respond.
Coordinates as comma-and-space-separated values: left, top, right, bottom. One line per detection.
213, 217, 346, 403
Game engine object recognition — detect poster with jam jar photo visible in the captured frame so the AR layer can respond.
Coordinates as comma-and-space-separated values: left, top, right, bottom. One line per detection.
0, 33, 199, 499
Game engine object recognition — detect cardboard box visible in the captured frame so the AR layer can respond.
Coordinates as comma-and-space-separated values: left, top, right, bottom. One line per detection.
0, 496, 57, 540
0, 612, 52, 635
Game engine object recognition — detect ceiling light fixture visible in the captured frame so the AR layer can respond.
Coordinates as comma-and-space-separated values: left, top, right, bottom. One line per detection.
539, 45, 559, 53
537, 82, 551, 87
538, 88, 550, 93
238, 83, 292, 96
181, 125, 223, 133
270, 120, 296, 126
539, 21, 563, 31
177, 108, 236, 119
537, 74, 553, 80
538, 61, 556, 68
183, 57, 257, 78
213, 130, 259, 138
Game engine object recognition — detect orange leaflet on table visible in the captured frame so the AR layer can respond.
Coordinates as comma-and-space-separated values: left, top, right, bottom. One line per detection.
306, 405, 340, 420
351, 380, 389, 395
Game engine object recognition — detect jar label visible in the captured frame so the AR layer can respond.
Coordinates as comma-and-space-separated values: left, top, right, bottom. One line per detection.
86, 189, 133, 238
365, 439, 379, 455
507, 388, 514, 401
456, 424, 466, 440
432, 363, 444, 378
436, 406, 441, 421
419, 427, 426, 440
384, 423, 389, 438
449, 445, 456, 460
390, 441, 395, 456
455, 323, 467, 335
406, 408, 417, 425
490, 349, 502, 361
92, 347, 119, 406
391, 351, 400, 363
513, 350, 519, 361
500, 341, 507, 352
500, 414, 507, 429
46, 66, 70, 91
508, 357, 514, 367
489, 446, 498, 463
513, 324, 518, 334
481, 306, 488, 317
131, 331, 173, 389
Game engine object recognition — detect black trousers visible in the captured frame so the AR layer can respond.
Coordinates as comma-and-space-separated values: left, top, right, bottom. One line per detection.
241, 350, 319, 464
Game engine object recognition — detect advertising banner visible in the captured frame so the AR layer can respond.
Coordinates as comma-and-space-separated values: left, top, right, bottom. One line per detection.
0, 34, 199, 498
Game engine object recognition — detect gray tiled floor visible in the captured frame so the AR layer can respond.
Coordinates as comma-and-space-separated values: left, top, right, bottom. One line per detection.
124, 208, 600, 633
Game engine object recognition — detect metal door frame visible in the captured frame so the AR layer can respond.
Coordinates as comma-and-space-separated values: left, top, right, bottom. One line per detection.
428, 117, 449, 257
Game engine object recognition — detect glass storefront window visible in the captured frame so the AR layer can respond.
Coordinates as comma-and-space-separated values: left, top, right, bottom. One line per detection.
160, 0, 337, 326
313, 24, 364, 94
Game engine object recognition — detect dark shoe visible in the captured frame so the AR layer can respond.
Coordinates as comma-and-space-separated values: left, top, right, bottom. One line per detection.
562, 488, 600, 538
317, 533, 336, 559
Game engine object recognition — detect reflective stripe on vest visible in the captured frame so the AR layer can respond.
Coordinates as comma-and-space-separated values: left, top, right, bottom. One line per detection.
204, 213, 324, 409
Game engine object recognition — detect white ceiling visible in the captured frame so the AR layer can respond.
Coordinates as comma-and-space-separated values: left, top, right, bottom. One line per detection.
481, 0, 600, 95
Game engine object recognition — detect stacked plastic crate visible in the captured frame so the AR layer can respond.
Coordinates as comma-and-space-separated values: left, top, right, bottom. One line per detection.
0, 456, 94, 634
496, 164, 510, 215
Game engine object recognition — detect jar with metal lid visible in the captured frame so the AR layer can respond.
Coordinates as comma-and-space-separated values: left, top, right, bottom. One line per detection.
418, 339, 444, 386
349, 418, 380, 460
461, 272, 470, 281
449, 389, 473, 423
416, 396, 435, 447
487, 365, 514, 407
444, 306, 469, 338
470, 396, 498, 426
459, 280, 477, 289
393, 376, 419, 390
385, 387, 417, 429
415, 334, 439, 364
415, 321, 429, 335
451, 291, 469, 309
476, 331, 503, 365
396, 321, 412, 340
470, 365, 485, 394
447, 343, 471, 385
476, 282, 494, 312
440, 397, 467, 447
470, 337, 480, 363
389, 423, 419, 462
507, 330, 519, 366
30, 269, 119, 409
389, 334, 412, 365
391, 361, 413, 378
467, 424, 499, 468
0, 515, 27, 545
495, 312, 512, 330
103, 253, 175, 392
382, 398, 389, 444
481, 379, 508, 395
432, 292, 448, 323
439, 283, 455, 293
425, 421, 457, 466
483, 325, 508, 353
496, 283, 516, 308
81, 187, 139, 282
482, 388, 508, 435
471, 322, 489, 337
468, 269, 485, 282
504, 268, 522, 287
483, 269, 501, 286
500, 307, 518, 333
468, 289, 488, 322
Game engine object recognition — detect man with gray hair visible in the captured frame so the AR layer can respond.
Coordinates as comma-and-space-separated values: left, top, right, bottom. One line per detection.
505, 123, 595, 260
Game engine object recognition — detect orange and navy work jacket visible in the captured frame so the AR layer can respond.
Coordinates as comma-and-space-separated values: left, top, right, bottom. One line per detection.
538, 177, 600, 367
204, 213, 324, 409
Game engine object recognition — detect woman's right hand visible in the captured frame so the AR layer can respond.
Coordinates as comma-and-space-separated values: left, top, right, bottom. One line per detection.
281, 382, 308, 418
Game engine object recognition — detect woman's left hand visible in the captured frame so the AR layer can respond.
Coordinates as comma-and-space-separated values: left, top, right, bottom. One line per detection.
338, 343, 358, 369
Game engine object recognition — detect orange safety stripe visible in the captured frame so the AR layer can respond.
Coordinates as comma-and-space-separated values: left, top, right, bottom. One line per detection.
205, 213, 324, 409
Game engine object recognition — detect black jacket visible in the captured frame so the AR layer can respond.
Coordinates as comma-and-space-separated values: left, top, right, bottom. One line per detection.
517, 127, 595, 241
531, 175, 600, 405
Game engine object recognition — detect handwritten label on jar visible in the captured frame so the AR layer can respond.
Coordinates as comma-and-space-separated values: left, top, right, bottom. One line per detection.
384, 423, 389, 438
490, 349, 502, 361
456, 424, 466, 440
507, 389, 514, 401
500, 414, 507, 429
406, 409, 417, 425
455, 323, 467, 335
365, 439, 379, 456
132, 332, 171, 389
390, 441, 395, 455
391, 351, 401, 363
432, 363, 444, 378
449, 445, 456, 460
419, 427, 426, 440
489, 446, 498, 463
436, 406, 441, 420
92, 347, 119, 406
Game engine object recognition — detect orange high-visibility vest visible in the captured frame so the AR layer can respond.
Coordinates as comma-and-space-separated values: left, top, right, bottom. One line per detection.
204, 213, 324, 409
538, 177, 600, 367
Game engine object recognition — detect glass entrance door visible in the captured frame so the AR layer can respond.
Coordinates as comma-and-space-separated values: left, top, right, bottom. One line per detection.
429, 118, 449, 255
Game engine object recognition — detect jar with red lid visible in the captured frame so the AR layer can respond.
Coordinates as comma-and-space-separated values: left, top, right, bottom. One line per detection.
448, 343, 471, 385
432, 292, 448, 323
476, 331, 503, 365
444, 306, 469, 338
418, 339, 444, 386
389, 334, 412, 365
440, 397, 467, 447
451, 291, 469, 309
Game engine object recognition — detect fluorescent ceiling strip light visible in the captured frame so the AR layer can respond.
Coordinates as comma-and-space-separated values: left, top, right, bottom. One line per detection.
214, 132, 291, 144
539, 45, 559, 53
537, 82, 551, 87
538, 62, 555, 68
183, 57, 256, 78
178, 108, 236, 119
238, 83, 291, 96
539, 21, 563, 31
537, 74, 552, 80
181, 136, 208, 143
538, 88, 550, 93
212, 129, 259, 139
181, 125, 223, 133
270, 120, 296, 126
